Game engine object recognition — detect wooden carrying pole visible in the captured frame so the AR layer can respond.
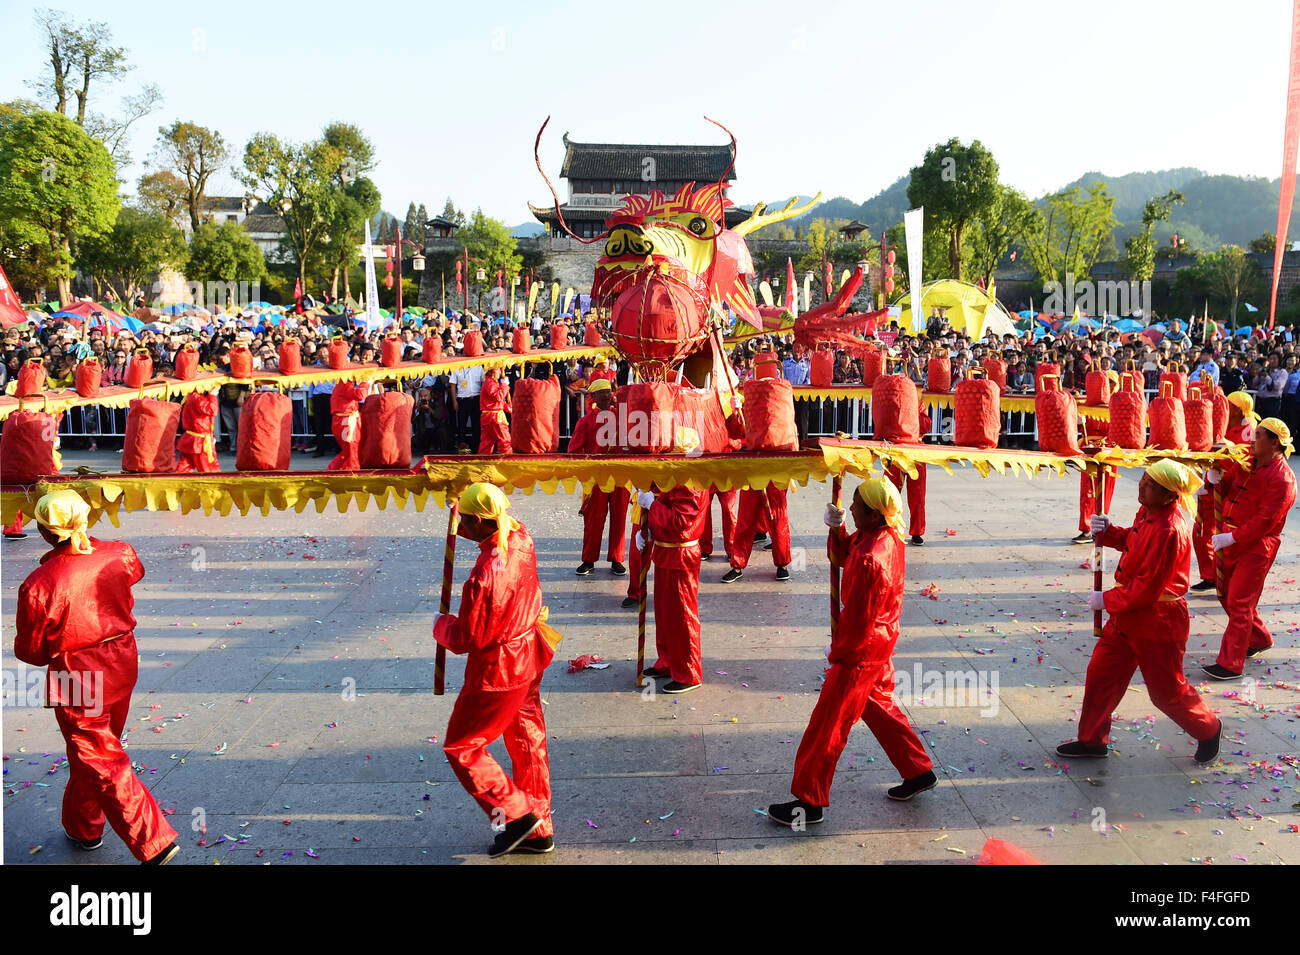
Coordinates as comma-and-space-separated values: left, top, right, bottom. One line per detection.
829, 476, 843, 638
635, 498, 653, 687
434, 500, 460, 695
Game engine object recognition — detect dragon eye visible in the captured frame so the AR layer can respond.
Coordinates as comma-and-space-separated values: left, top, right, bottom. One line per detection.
688, 217, 708, 236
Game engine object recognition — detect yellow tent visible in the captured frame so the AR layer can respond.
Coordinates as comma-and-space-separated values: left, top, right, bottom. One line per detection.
894, 279, 1018, 341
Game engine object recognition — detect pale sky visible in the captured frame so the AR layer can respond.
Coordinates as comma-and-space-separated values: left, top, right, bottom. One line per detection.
0, 0, 1291, 224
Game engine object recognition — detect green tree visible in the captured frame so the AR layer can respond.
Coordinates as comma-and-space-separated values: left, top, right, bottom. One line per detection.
402, 202, 420, 243
76, 206, 185, 304
238, 132, 339, 291
964, 186, 1035, 288
136, 169, 187, 222
441, 197, 467, 228
415, 203, 428, 244
1123, 189, 1184, 282
185, 220, 268, 288
1016, 182, 1117, 285
317, 122, 379, 300
151, 121, 228, 232
1248, 232, 1276, 254
906, 138, 1002, 280
0, 109, 119, 302
1190, 245, 1262, 330
458, 209, 522, 309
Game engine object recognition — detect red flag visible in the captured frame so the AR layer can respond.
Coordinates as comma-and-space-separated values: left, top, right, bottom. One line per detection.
785, 258, 796, 313
293, 277, 304, 315
1270, 0, 1300, 329
0, 262, 27, 328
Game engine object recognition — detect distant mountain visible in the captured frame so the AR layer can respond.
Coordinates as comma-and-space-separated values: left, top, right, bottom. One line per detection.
778, 167, 1298, 251
511, 221, 546, 237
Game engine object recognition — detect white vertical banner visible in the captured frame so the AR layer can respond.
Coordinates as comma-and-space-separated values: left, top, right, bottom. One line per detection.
904, 207, 925, 333
362, 219, 383, 333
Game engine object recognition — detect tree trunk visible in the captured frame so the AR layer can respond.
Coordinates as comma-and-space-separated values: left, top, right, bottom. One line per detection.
57, 236, 72, 304
1230, 294, 1238, 332
330, 266, 340, 302
950, 223, 963, 281
343, 267, 351, 300
76, 52, 90, 126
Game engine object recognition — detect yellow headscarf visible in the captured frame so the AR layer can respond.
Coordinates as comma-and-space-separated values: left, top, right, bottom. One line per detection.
587, 378, 612, 394
674, 426, 700, 455
1146, 460, 1203, 515
1226, 391, 1261, 424
1258, 417, 1295, 457
856, 476, 905, 538
457, 483, 519, 560
33, 490, 93, 555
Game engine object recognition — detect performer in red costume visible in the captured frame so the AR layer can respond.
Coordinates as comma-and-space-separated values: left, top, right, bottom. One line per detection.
1057, 461, 1222, 762
637, 480, 709, 693
13, 491, 179, 864
176, 390, 220, 473
1191, 391, 1257, 591
478, 367, 513, 454
1203, 417, 1297, 679
886, 409, 932, 545
328, 378, 370, 470
722, 484, 792, 582
768, 477, 935, 827
1074, 415, 1117, 544
568, 379, 628, 577
698, 488, 738, 563
434, 483, 562, 857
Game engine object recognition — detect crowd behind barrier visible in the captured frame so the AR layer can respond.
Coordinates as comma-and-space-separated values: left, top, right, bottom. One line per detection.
3, 306, 1299, 463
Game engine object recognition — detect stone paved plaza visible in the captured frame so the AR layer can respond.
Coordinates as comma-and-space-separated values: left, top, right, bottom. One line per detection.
3, 450, 1298, 865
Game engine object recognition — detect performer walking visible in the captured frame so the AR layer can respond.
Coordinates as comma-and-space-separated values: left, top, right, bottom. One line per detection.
1202, 418, 1297, 679
1074, 415, 1116, 545
886, 409, 932, 545
478, 366, 512, 454
568, 379, 628, 576
1057, 461, 1222, 762
13, 491, 179, 864
722, 484, 792, 582
434, 484, 563, 857
638, 480, 709, 693
698, 488, 738, 564
768, 477, 936, 827
1190, 391, 1257, 591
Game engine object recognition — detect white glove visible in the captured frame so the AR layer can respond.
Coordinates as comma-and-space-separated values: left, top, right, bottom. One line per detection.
1205, 468, 1223, 485
824, 644, 833, 660
1087, 591, 1106, 612
1194, 485, 1208, 498
432, 612, 444, 630
1212, 532, 1235, 551
635, 531, 646, 550
1089, 514, 1110, 536
637, 491, 656, 509
824, 504, 845, 528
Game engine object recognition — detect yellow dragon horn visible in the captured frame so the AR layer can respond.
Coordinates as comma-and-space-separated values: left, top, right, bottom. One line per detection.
732, 192, 823, 237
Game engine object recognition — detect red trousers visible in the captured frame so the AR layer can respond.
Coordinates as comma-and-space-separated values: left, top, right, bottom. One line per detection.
653, 564, 702, 685
443, 674, 553, 837
1216, 551, 1276, 671
1078, 467, 1117, 533
886, 464, 928, 537
581, 487, 629, 563
627, 528, 646, 600
1192, 492, 1215, 582
792, 659, 933, 806
329, 413, 360, 470
1077, 607, 1219, 745
479, 412, 512, 454
54, 638, 177, 861
731, 487, 791, 570
699, 489, 738, 560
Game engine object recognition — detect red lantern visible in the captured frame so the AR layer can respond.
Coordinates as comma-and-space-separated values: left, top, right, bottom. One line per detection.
455, 260, 463, 295
887, 249, 896, 264
608, 273, 707, 382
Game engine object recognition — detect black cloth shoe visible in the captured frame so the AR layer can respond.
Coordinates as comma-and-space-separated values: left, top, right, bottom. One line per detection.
1189, 579, 1217, 592
662, 681, 701, 694
1055, 740, 1109, 759
489, 813, 542, 858
513, 834, 554, 854
775, 566, 790, 581
143, 842, 179, 865
2, 532, 28, 540
1202, 664, 1241, 681
762, 539, 774, 550
721, 568, 743, 584
1072, 531, 1093, 544
620, 596, 640, 609
887, 770, 938, 801
610, 561, 627, 576
575, 562, 595, 576
641, 666, 671, 679
767, 799, 824, 827
1246, 645, 1271, 658
66, 833, 102, 851
910, 535, 924, 546
753, 532, 768, 543
1195, 720, 1222, 764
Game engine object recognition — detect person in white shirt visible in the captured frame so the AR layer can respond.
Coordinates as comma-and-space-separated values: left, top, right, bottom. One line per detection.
450, 364, 485, 450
